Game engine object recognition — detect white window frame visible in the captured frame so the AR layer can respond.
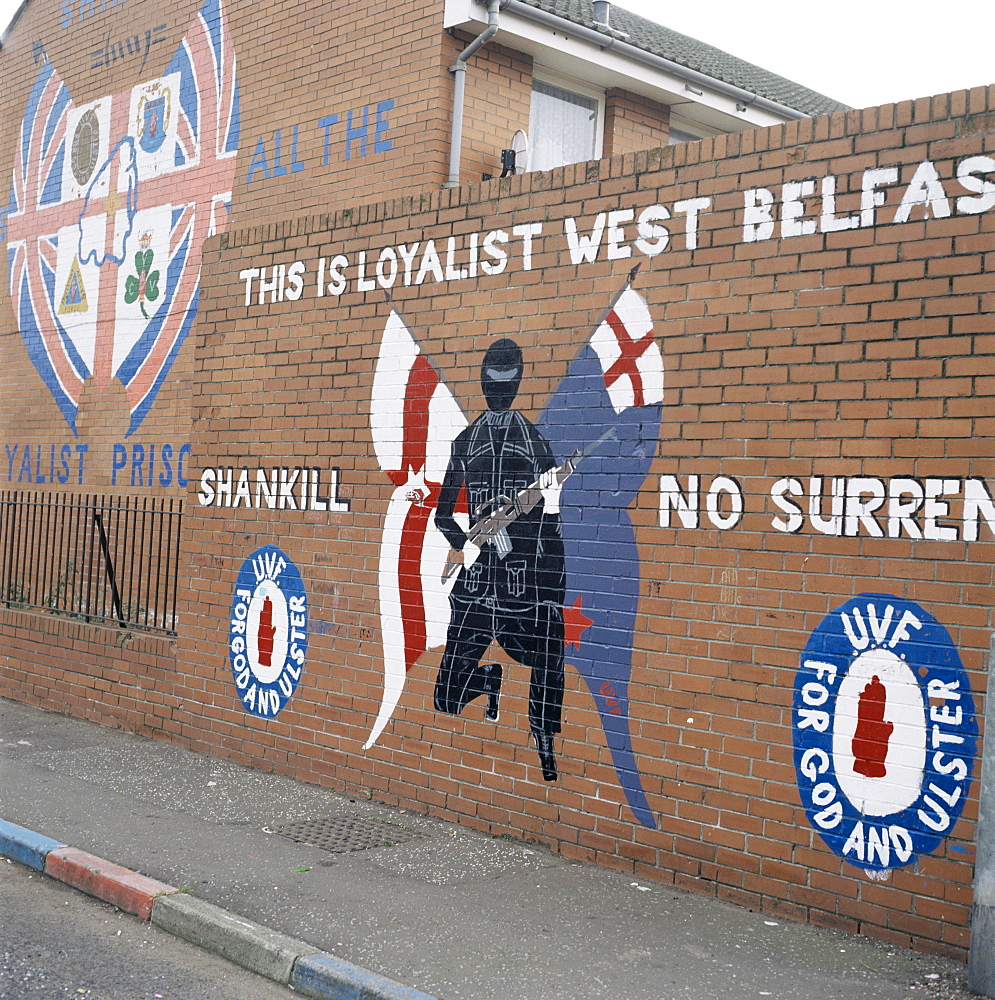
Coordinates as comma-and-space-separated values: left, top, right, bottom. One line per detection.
528, 70, 605, 171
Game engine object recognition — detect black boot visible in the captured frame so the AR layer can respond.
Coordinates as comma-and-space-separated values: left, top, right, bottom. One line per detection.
533, 731, 558, 782
480, 662, 502, 722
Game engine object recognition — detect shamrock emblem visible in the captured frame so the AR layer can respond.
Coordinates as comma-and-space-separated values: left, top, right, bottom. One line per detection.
124, 246, 161, 319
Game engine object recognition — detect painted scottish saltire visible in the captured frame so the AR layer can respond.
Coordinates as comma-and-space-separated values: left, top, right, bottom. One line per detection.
5, 0, 239, 437
229, 545, 308, 719
369, 281, 663, 827
794, 594, 978, 872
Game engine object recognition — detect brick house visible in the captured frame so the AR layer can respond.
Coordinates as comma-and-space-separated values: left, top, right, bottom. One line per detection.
2, 0, 992, 963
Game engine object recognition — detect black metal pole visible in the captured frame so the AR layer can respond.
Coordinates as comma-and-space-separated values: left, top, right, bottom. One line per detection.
93, 510, 126, 628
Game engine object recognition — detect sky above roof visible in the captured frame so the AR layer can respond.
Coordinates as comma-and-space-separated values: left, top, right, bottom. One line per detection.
613, 0, 995, 110
1, 0, 992, 112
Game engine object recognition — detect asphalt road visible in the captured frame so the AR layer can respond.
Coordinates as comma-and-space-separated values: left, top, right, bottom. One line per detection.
1, 697, 982, 1000
0, 858, 293, 1000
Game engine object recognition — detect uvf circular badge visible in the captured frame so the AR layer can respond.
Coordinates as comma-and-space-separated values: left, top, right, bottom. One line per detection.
793, 594, 977, 872
229, 545, 308, 719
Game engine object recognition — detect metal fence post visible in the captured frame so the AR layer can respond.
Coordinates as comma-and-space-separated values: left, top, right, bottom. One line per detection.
969, 632, 995, 996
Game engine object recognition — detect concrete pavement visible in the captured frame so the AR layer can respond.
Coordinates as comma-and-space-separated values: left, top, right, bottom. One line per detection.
0, 696, 979, 1000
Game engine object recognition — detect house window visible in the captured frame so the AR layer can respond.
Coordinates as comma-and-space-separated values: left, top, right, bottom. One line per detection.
528, 79, 602, 171
668, 127, 697, 145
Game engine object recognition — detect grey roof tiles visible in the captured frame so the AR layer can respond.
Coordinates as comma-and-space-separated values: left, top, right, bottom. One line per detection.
518, 0, 850, 116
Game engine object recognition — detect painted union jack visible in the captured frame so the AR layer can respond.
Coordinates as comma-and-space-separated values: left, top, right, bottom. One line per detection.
5, 0, 239, 437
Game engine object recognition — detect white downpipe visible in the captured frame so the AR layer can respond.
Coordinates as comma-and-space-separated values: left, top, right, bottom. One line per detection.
444, 0, 502, 188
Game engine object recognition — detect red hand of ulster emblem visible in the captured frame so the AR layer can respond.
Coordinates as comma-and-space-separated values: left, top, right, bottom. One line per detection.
852, 674, 894, 778
257, 595, 277, 668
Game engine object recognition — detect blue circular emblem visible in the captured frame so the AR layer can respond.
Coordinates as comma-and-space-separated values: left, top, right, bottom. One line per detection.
229, 545, 308, 719
793, 594, 977, 872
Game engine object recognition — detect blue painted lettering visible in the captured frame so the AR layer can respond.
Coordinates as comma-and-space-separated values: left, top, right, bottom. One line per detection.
374, 99, 394, 153
246, 136, 270, 183
159, 444, 173, 487
245, 99, 395, 185
272, 130, 287, 178
345, 105, 369, 160
131, 444, 146, 486
112, 443, 128, 485
290, 124, 305, 174
177, 443, 190, 487
74, 444, 88, 484
318, 113, 339, 166
58, 444, 71, 484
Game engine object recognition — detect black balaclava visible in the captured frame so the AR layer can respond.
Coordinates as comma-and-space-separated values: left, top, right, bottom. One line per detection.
481, 338, 523, 412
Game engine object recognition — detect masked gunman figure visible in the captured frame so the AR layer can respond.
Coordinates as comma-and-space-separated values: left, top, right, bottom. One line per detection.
433, 338, 565, 781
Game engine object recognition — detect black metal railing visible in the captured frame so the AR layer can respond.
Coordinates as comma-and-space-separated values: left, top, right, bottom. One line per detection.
0, 492, 182, 635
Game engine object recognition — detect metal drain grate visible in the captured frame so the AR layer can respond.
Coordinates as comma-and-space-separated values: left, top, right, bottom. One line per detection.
269, 815, 427, 853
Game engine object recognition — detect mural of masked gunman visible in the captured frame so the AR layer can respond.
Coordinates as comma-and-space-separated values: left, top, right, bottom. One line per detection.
433, 338, 566, 781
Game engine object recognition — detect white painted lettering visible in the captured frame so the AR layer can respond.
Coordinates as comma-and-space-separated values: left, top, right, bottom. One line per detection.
397, 243, 421, 285
860, 167, 899, 227
239, 267, 260, 306
962, 479, 995, 542
888, 609, 922, 648
742, 188, 775, 242
357, 251, 376, 292
956, 155, 995, 214
564, 214, 606, 264
674, 197, 710, 250
481, 230, 508, 275
214, 468, 232, 506
771, 477, 804, 533
513, 223, 543, 270
844, 478, 886, 537
893, 160, 951, 223
606, 209, 634, 261
797, 708, 829, 732
706, 476, 743, 530
415, 241, 444, 284
278, 468, 300, 510
444, 237, 468, 281
808, 477, 845, 535
887, 479, 924, 539
781, 179, 816, 238
800, 747, 830, 780
634, 204, 670, 256
923, 479, 960, 541
820, 175, 860, 233
197, 468, 216, 505
659, 474, 699, 528
285, 260, 305, 300
326, 254, 348, 296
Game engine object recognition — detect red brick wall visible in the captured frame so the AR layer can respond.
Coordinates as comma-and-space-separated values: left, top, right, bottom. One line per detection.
604, 86, 670, 157
2, 0, 994, 962
162, 89, 995, 959
228, 0, 456, 225
0, 606, 178, 734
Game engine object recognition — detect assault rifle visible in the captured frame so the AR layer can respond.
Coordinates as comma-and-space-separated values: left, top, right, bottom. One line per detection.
442, 427, 616, 583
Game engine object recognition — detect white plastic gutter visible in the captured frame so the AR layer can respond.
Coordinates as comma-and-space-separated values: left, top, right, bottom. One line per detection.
444, 0, 503, 188
491, 0, 810, 122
